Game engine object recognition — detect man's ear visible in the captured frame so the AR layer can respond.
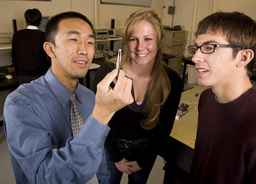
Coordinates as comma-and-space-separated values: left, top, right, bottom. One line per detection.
236, 49, 254, 67
43, 42, 56, 59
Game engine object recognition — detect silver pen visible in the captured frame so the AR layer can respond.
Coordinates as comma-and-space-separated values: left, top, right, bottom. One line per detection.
116, 49, 122, 80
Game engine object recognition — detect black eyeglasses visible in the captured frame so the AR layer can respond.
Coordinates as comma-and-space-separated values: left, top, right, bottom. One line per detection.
188, 44, 241, 54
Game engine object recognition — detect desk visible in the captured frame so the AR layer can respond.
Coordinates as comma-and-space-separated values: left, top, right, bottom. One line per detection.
0, 74, 18, 91
161, 86, 208, 183
0, 66, 18, 91
170, 86, 208, 149
0, 44, 12, 51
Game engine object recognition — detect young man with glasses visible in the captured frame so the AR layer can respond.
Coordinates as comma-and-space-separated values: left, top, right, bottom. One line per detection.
188, 12, 256, 184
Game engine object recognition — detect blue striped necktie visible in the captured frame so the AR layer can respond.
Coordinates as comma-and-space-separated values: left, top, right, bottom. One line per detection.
70, 93, 99, 184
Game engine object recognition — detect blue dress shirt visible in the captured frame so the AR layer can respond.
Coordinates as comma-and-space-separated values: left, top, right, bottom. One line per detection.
4, 69, 110, 184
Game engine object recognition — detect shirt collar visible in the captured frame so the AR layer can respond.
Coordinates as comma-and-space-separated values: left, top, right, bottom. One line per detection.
44, 69, 73, 108
27, 25, 39, 30
74, 87, 83, 104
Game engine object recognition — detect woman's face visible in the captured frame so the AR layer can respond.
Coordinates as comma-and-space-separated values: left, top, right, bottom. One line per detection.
127, 20, 159, 67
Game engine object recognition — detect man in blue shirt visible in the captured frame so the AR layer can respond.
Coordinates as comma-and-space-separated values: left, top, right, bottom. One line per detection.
3, 11, 133, 184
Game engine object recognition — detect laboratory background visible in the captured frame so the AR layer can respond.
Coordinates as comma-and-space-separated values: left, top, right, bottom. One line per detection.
0, 0, 255, 183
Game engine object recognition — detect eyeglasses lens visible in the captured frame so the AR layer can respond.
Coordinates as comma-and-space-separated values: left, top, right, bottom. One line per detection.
188, 44, 216, 54
201, 45, 215, 54
188, 46, 197, 54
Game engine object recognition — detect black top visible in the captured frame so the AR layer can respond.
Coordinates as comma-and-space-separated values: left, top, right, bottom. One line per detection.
93, 62, 182, 168
12, 29, 50, 77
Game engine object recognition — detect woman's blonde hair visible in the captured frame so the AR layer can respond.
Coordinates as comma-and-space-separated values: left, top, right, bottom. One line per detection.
122, 9, 171, 130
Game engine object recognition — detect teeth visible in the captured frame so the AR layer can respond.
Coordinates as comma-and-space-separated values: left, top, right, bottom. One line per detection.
76, 61, 85, 64
137, 54, 147, 57
197, 69, 208, 73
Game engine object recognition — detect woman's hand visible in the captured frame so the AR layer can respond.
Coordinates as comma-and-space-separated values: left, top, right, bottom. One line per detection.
115, 158, 132, 175
124, 160, 142, 173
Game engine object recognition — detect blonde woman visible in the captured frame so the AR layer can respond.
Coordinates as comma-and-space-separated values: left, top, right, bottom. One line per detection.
94, 9, 182, 184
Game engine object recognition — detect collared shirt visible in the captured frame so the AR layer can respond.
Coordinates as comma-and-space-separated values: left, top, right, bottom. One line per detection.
4, 69, 110, 184
27, 25, 39, 30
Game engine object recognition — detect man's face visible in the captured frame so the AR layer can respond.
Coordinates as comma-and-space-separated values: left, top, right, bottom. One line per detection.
192, 33, 238, 89
50, 18, 95, 86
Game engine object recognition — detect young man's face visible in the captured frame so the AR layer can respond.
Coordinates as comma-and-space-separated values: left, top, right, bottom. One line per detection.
50, 18, 95, 86
192, 33, 239, 89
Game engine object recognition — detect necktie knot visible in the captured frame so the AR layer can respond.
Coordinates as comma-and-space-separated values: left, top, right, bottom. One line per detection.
70, 93, 76, 103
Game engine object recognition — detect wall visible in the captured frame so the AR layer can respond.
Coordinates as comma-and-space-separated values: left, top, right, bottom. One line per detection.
0, 0, 162, 32
96, 0, 162, 29
212, 0, 256, 19
169, 0, 256, 56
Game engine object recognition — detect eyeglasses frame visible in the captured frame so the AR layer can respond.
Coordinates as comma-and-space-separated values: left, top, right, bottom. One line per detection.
188, 44, 242, 54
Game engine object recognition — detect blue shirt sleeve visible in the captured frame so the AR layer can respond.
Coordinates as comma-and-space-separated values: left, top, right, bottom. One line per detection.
4, 90, 110, 184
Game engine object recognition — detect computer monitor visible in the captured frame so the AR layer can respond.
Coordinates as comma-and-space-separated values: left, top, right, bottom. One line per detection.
12, 19, 17, 33
39, 16, 50, 32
